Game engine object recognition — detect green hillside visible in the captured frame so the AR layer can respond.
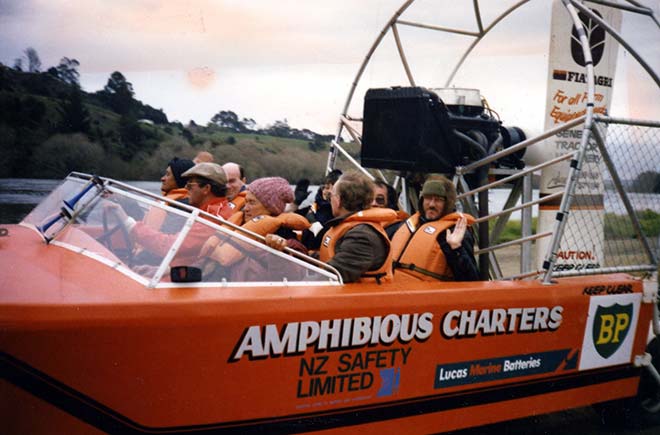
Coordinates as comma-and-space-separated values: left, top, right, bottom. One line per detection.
0, 63, 357, 183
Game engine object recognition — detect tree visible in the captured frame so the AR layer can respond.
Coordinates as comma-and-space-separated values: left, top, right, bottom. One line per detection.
211, 110, 242, 131
181, 128, 194, 143
31, 134, 105, 178
118, 114, 144, 160
13, 58, 23, 71
631, 171, 660, 194
241, 117, 256, 131
24, 47, 41, 73
49, 57, 80, 85
58, 86, 90, 134
103, 71, 135, 114
266, 119, 291, 138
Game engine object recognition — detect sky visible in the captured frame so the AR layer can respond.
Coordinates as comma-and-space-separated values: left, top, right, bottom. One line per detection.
1, 0, 658, 136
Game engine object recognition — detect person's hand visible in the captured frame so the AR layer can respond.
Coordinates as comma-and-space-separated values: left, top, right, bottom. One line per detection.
103, 201, 129, 222
446, 214, 467, 250
265, 234, 287, 251
132, 264, 158, 276
200, 235, 221, 257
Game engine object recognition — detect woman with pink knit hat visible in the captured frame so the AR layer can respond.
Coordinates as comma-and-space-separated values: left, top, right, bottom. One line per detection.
200, 177, 310, 279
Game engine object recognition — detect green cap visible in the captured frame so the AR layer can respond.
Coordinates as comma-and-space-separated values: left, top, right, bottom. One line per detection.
421, 179, 447, 198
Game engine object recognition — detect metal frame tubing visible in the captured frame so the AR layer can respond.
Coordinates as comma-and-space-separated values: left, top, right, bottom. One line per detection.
542, 0, 597, 284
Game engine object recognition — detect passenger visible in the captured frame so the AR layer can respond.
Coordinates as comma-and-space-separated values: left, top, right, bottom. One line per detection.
291, 178, 311, 213
298, 169, 342, 248
307, 169, 342, 225
371, 180, 409, 239
391, 175, 479, 282
267, 172, 396, 284
193, 151, 214, 164
200, 177, 310, 279
160, 157, 195, 201
178, 163, 233, 220
143, 157, 195, 230
222, 162, 247, 213
106, 163, 232, 265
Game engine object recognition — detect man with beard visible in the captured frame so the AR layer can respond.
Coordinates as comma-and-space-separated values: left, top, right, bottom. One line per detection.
390, 175, 479, 281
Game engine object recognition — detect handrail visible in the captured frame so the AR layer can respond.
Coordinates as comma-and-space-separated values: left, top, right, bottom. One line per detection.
472, 192, 563, 224
475, 231, 552, 256
457, 152, 575, 199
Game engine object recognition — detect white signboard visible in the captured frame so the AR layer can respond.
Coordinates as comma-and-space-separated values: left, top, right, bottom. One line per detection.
536, 1, 621, 270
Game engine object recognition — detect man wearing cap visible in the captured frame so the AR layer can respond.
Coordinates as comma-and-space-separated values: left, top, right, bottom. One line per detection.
107, 162, 232, 265
179, 162, 233, 219
222, 162, 247, 213
390, 175, 479, 281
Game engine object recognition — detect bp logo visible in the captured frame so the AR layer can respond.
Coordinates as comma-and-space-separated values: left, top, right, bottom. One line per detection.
571, 9, 605, 67
592, 303, 632, 358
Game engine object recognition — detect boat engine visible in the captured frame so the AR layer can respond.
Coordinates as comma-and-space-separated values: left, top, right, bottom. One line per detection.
361, 86, 526, 175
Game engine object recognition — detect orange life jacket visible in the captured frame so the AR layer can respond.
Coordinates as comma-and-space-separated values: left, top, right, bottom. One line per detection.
391, 212, 475, 281
209, 212, 310, 266
165, 188, 189, 202
228, 191, 247, 215
201, 196, 233, 220
143, 188, 189, 229
319, 208, 396, 284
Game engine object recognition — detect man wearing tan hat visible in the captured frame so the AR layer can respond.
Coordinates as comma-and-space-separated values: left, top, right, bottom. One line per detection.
180, 162, 233, 219
107, 162, 232, 265
390, 175, 479, 281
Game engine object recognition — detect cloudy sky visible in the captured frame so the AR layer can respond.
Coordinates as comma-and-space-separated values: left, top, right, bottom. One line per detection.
1, 0, 658, 135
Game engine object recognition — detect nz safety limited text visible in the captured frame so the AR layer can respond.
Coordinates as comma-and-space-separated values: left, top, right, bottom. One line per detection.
296, 348, 411, 398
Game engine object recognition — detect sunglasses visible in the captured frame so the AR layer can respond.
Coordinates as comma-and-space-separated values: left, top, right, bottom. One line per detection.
185, 182, 203, 190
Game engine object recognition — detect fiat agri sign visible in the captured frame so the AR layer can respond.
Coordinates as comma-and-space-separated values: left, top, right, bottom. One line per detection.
536, 2, 622, 273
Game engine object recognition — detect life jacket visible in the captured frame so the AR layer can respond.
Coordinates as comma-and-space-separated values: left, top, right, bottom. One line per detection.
319, 208, 396, 284
165, 188, 189, 202
208, 212, 310, 266
228, 191, 247, 215
383, 209, 410, 230
394, 210, 410, 220
143, 188, 190, 230
391, 212, 475, 281
201, 196, 233, 220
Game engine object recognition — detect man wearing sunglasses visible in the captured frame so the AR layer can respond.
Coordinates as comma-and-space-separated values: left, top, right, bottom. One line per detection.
107, 163, 233, 265
371, 180, 410, 239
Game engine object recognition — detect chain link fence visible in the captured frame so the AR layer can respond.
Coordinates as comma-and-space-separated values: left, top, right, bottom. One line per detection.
545, 117, 659, 279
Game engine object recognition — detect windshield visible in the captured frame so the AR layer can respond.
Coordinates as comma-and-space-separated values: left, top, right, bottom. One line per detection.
22, 174, 339, 287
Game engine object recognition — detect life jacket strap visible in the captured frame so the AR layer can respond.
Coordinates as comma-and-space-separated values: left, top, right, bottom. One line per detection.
393, 261, 451, 281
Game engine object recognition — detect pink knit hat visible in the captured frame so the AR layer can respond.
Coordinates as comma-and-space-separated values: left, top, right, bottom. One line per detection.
247, 177, 294, 216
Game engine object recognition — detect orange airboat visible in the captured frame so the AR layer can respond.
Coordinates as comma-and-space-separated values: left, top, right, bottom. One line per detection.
2, 1, 660, 434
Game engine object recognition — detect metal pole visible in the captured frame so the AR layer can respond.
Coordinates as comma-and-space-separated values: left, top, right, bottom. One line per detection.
522, 173, 534, 274
542, 0, 597, 284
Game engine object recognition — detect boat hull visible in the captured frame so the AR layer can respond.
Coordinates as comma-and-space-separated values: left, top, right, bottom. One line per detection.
0, 225, 652, 434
